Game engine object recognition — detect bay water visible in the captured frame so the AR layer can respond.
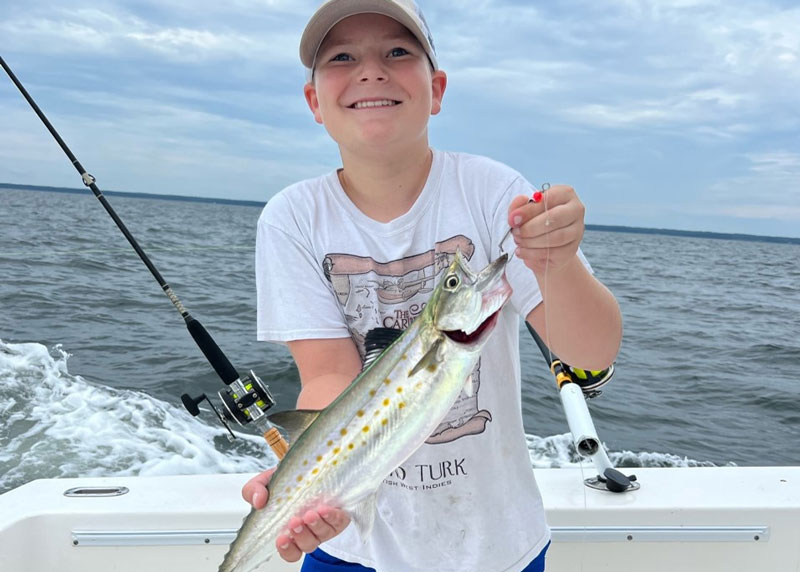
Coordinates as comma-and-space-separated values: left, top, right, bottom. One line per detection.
1, 187, 798, 495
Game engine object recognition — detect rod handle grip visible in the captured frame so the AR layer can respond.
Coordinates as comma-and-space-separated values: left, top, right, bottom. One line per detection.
264, 427, 289, 460
185, 316, 239, 384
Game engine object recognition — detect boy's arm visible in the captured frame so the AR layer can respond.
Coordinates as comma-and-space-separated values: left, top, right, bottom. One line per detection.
242, 337, 361, 563
526, 256, 622, 370
509, 185, 622, 370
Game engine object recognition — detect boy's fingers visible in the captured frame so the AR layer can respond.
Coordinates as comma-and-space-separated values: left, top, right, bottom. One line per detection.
303, 509, 337, 542
319, 505, 351, 533
242, 467, 275, 507
276, 533, 303, 562
508, 194, 535, 228
286, 517, 322, 554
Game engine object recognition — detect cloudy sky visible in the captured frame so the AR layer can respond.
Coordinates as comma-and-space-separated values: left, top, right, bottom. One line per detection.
2, 0, 798, 237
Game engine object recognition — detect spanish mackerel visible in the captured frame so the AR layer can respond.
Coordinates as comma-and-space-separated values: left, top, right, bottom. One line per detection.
220, 251, 511, 571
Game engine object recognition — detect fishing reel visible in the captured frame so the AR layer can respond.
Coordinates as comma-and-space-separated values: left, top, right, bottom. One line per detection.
181, 370, 278, 441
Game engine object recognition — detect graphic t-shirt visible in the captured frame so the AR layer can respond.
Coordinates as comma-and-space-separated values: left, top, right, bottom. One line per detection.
256, 149, 580, 571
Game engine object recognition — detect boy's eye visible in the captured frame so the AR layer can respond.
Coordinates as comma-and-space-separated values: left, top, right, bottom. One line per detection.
330, 52, 353, 62
389, 47, 409, 57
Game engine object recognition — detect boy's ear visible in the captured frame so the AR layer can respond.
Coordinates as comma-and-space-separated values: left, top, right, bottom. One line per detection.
430, 70, 447, 116
304, 82, 324, 125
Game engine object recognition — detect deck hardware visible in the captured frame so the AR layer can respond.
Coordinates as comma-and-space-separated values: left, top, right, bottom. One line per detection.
64, 486, 129, 497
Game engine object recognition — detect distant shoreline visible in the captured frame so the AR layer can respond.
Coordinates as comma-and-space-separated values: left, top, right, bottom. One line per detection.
3, 182, 799, 245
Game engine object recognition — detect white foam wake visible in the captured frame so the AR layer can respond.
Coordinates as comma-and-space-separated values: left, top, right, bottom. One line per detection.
0, 339, 273, 494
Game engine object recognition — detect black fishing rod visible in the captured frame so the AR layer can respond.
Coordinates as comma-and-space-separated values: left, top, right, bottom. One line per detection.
1, 55, 287, 459
525, 322, 637, 493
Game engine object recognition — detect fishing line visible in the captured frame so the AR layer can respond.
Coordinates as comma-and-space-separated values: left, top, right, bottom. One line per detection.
535, 185, 590, 570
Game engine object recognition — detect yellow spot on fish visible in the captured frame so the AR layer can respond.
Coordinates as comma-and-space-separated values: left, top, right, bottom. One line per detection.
340, 428, 348, 436
381, 418, 388, 425
383, 398, 390, 407
332, 460, 338, 466
303, 460, 308, 466
427, 364, 437, 372
285, 487, 291, 494
369, 390, 376, 397
357, 410, 365, 417
362, 426, 370, 433
312, 468, 319, 475
399, 402, 406, 409
317, 455, 323, 462
333, 447, 341, 455
327, 440, 334, 446
296, 476, 303, 483
396, 387, 404, 393
348, 443, 355, 450
401, 353, 407, 360
415, 382, 423, 390
384, 378, 391, 385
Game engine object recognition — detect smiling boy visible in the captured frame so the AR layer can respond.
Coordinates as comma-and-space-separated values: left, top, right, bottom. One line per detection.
244, 1, 622, 571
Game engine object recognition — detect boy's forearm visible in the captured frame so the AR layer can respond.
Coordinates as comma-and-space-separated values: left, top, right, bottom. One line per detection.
296, 373, 354, 410
528, 255, 622, 370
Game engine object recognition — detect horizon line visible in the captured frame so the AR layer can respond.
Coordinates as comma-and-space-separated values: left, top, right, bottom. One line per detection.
3, 182, 799, 245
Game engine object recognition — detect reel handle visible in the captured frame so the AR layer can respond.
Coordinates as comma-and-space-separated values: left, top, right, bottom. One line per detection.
181, 372, 290, 460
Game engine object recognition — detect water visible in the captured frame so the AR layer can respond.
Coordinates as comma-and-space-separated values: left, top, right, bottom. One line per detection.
1, 187, 799, 495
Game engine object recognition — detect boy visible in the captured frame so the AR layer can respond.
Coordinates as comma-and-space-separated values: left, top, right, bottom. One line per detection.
244, 1, 622, 570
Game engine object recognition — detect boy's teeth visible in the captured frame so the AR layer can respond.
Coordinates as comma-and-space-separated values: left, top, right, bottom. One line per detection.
353, 99, 397, 109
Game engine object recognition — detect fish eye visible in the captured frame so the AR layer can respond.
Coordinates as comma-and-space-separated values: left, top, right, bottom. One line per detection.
444, 274, 460, 290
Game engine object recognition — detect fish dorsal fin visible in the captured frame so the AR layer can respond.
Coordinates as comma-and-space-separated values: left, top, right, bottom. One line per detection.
363, 327, 404, 369
409, 336, 444, 377
267, 410, 321, 444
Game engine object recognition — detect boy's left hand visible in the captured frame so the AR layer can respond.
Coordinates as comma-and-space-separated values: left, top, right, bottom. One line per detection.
508, 184, 585, 275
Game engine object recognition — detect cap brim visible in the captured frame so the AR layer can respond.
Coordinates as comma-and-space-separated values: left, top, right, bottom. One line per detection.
300, 0, 436, 70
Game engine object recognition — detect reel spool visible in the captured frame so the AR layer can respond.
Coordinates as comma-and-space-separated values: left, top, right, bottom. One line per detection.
181, 370, 278, 440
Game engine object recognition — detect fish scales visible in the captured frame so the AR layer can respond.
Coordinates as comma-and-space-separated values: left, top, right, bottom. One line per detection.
220, 252, 511, 572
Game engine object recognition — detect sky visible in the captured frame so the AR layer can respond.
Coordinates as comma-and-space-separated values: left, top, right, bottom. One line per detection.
1, 0, 799, 238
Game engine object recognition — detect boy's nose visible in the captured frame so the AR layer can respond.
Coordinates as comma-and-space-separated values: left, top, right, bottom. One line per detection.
357, 57, 388, 82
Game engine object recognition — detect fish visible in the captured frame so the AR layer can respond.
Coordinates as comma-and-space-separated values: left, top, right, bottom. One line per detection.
219, 251, 512, 572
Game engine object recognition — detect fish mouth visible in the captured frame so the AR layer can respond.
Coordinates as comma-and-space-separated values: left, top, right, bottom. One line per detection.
443, 308, 501, 345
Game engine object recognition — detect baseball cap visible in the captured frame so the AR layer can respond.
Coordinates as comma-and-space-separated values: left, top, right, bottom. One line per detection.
300, 0, 438, 75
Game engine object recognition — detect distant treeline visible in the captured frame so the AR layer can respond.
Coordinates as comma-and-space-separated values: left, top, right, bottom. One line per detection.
3, 182, 799, 245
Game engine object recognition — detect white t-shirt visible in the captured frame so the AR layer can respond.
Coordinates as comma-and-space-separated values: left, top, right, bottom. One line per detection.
256, 149, 574, 571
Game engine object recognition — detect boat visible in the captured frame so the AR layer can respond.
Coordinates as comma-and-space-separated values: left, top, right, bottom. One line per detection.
2, 466, 799, 571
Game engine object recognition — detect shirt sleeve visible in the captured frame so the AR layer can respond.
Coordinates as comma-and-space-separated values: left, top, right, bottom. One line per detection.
255, 196, 351, 344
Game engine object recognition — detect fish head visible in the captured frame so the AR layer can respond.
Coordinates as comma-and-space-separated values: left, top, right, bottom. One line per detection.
431, 251, 512, 346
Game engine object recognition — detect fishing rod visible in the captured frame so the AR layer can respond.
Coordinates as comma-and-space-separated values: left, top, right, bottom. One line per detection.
1, 55, 288, 460
525, 322, 638, 493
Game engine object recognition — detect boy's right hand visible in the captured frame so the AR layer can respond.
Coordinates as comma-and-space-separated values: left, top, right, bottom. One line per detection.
242, 469, 352, 563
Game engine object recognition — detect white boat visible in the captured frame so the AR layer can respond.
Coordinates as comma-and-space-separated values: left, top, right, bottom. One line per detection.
2, 466, 798, 571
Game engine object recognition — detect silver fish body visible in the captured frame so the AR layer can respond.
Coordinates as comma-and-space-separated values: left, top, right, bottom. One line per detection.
220, 251, 511, 572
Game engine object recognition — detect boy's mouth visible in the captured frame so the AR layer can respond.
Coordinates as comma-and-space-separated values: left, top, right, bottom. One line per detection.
349, 99, 401, 109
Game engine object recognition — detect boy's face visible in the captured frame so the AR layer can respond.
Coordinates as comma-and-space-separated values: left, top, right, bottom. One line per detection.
304, 13, 446, 155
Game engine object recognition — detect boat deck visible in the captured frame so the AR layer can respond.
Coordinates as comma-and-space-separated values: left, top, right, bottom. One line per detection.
1, 466, 798, 571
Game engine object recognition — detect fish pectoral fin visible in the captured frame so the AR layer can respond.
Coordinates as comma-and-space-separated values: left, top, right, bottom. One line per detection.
267, 410, 321, 444
408, 336, 444, 377
349, 491, 379, 543
463, 374, 474, 398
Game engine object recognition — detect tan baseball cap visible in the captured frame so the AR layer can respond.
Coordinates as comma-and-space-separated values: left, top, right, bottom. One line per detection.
300, 0, 438, 74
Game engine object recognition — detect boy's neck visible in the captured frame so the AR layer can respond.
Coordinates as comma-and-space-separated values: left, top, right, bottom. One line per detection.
337, 143, 433, 223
